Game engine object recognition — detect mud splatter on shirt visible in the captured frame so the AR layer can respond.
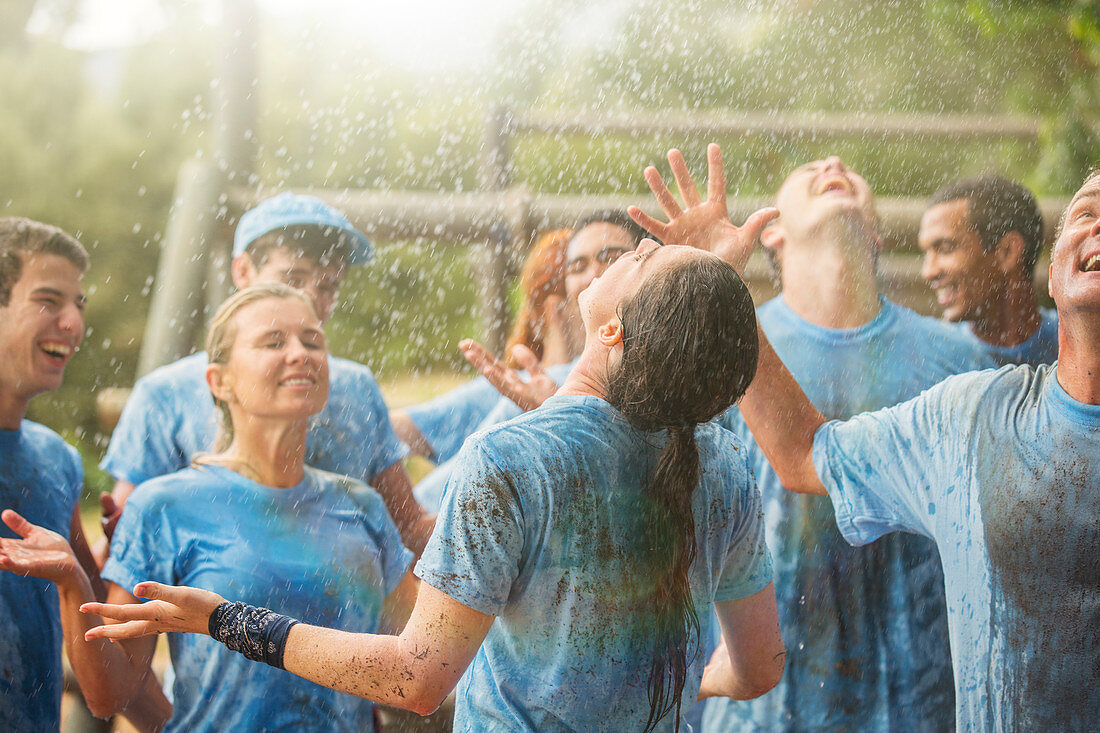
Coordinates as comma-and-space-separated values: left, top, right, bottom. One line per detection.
815, 363, 1100, 729
416, 394, 772, 732
706, 296, 993, 733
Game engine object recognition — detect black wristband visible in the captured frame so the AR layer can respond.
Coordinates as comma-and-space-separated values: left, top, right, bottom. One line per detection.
208, 600, 299, 669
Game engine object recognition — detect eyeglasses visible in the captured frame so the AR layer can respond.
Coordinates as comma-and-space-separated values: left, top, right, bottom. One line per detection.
564, 247, 632, 275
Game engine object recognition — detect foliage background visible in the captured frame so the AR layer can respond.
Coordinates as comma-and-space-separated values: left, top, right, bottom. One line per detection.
2, 0, 1098, 496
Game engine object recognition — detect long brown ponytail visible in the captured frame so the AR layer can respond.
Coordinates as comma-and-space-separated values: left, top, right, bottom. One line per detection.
604, 253, 758, 730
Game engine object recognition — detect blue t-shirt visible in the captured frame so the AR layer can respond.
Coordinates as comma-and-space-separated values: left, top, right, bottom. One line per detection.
103, 464, 412, 733
101, 352, 407, 487
416, 395, 773, 732
0, 421, 83, 733
413, 361, 576, 512
952, 306, 1058, 367
404, 376, 502, 463
814, 364, 1100, 730
704, 297, 996, 732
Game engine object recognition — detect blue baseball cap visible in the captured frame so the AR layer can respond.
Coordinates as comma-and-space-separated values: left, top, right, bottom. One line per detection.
233, 193, 374, 266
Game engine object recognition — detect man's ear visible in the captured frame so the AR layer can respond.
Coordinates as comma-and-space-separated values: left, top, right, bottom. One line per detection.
231, 255, 254, 290
597, 320, 623, 348
759, 222, 784, 252
206, 363, 233, 404
1048, 261, 1055, 299
995, 232, 1026, 278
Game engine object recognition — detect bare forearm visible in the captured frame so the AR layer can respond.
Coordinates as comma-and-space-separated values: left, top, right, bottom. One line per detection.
283, 624, 449, 715
57, 577, 157, 718
740, 325, 828, 495
118, 676, 172, 733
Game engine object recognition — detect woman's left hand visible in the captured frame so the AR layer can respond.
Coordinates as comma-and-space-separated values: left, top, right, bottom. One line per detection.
81, 581, 226, 640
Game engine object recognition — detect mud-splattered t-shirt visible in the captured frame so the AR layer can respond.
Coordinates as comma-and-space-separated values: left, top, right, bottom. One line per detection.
413, 361, 576, 512
0, 421, 83, 733
951, 306, 1059, 367
101, 352, 406, 488
814, 363, 1100, 730
705, 296, 994, 733
416, 394, 773, 732
103, 465, 412, 733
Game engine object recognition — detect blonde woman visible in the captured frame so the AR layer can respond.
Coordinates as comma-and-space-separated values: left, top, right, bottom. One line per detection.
0, 284, 415, 731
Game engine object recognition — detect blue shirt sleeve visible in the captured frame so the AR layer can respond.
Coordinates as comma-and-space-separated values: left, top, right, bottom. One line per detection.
101, 483, 180, 596
714, 462, 773, 602
414, 440, 523, 616
339, 477, 414, 595
315, 361, 408, 483
403, 377, 501, 463
100, 376, 186, 485
812, 375, 979, 547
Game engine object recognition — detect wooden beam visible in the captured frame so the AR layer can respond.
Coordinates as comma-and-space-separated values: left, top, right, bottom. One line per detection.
508, 110, 1053, 142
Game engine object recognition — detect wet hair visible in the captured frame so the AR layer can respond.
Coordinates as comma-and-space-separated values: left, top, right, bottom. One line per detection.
0, 217, 89, 307
245, 225, 354, 268
204, 283, 319, 452
571, 210, 650, 248
604, 253, 759, 730
1055, 166, 1100, 240
929, 176, 1044, 278
505, 229, 571, 367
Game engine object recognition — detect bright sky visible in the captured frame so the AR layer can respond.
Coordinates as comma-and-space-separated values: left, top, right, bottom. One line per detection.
30, 0, 531, 72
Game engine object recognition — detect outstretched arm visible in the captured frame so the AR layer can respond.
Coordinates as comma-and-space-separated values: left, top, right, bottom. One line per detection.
84, 578, 493, 716
370, 462, 436, 556
632, 144, 826, 494
0, 510, 163, 721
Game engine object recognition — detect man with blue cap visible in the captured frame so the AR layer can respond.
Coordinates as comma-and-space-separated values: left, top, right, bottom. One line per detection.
99, 193, 433, 555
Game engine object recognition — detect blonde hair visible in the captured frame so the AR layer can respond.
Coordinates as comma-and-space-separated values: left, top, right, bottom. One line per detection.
204, 284, 319, 452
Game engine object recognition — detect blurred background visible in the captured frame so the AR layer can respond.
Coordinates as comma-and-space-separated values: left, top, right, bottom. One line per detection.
4, 0, 1099, 499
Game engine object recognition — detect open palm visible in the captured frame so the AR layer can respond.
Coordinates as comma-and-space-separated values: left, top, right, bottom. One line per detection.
0, 509, 79, 584
628, 144, 778, 273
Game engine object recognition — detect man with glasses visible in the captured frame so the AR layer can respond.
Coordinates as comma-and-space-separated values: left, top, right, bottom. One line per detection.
100, 194, 433, 554
407, 212, 646, 512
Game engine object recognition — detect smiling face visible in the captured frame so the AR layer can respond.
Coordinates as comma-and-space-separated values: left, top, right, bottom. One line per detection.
773, 156, 877, 240
209, 296, 330, 424
919, 199, 1005, 322
0, 253, 85, 409
1049, 174, 1100, 315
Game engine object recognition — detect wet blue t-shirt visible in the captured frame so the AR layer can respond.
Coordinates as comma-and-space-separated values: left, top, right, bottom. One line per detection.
704, 297, 995, 732
0, 421, 83, 733
952, 306, 1058, 367
404, 376, 502, 463
814, 364, 1100, 730
103, 465, 412, 733
101, 352, 406, 487
413, 361, 576, 512
416, 395, 773, 732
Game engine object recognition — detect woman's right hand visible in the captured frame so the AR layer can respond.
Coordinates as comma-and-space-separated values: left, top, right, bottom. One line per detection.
81, 581, 226, 640
0, 509, 83, 587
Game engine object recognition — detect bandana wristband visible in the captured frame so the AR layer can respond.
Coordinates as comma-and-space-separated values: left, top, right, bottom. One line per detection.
209, 601, 299, 670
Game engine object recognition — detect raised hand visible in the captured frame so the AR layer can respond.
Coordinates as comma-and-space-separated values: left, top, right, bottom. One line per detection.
628, 143, 779, 273
460, 340, 559, 412
82, 581, 225, 641
0, 509, 81, 585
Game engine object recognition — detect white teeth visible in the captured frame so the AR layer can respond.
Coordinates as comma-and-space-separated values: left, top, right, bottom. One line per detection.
40, 342, 72, 358
282, 378, 314, 386
1085, 254, 1100, 272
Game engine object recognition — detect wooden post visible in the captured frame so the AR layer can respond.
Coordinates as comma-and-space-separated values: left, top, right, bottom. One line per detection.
206, 0, 260, 317
136, 159, 221, 376
476, 106, 515, 354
